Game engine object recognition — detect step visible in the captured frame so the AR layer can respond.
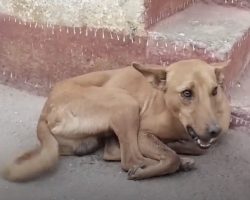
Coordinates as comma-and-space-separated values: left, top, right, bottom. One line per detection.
202, 0, 250, 9
0, 0, 195, 36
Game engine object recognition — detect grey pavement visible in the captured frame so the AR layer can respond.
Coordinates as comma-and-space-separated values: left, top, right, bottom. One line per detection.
0, 84, 250, 200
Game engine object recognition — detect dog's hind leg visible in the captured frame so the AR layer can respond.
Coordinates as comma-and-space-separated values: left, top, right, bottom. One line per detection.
166, 140, 206, 156
74, 137, 100, 157
103, 136, 121, 161
57, 136, 101, 156
128, 132, 195, 180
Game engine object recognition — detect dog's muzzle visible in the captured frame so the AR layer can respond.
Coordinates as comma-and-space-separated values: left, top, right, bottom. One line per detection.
186, 126, 216, 149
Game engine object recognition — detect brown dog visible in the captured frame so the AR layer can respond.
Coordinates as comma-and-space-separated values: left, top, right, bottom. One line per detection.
3, 59, 230, 181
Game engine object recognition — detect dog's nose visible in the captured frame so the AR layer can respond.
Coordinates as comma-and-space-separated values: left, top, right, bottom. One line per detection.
207, 123, 222, 138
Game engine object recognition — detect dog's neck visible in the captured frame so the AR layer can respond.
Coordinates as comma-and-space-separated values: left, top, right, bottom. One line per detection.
139, 88, 188, 140
162, 91, 189, 140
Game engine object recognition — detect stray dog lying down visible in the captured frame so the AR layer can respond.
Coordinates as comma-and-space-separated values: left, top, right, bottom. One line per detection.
3, 59, 231, 181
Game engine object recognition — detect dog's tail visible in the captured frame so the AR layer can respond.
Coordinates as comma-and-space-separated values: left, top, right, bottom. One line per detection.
2, 118, 59, 182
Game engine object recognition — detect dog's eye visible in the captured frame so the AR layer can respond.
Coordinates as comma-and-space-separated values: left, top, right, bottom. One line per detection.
212, 87, 218, 96
181, 89, 193, 99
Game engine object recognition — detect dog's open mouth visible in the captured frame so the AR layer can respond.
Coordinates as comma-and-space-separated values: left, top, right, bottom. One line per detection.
186, 126, 216, 149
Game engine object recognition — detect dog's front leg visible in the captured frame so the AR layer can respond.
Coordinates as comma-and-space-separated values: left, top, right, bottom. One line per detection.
110, 106, 155, 172
128, 132, 195, 180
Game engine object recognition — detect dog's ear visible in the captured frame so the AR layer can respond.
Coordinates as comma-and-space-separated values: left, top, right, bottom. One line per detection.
210, 60, 230, 85
132, 62, 167, 92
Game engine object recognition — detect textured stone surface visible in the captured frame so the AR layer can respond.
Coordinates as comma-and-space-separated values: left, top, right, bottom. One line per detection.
0, 0, 145, 35
149, 2, 250, 60
0, 0, 198, 35
0, 84, 250, 200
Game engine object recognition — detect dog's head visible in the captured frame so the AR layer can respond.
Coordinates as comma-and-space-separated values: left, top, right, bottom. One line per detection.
132, 59, 231, 149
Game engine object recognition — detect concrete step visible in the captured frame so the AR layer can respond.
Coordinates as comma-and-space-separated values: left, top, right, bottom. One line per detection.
201, 0, 250, 9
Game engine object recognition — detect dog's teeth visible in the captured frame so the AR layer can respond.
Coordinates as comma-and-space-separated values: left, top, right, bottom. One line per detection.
200, 143, 207, 148
196, 139, 211, 148
197, 139, 201, 145
209, 138, 217, 144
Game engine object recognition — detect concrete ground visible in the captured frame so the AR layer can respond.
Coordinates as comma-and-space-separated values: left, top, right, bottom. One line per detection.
0, 84, 250, 200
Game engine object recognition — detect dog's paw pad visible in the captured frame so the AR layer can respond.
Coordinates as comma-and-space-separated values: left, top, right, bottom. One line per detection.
180, 157, 195, 171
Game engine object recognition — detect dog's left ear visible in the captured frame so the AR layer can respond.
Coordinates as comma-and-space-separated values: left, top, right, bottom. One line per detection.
210, 60, 230, 85
132, 62, 167, 92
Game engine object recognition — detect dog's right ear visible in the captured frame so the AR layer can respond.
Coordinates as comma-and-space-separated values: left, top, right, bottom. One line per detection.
132, 62, 167, 92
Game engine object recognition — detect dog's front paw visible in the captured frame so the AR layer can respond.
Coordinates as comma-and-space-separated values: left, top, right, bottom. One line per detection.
127, 163, 146, 180
179, 157, 196, 171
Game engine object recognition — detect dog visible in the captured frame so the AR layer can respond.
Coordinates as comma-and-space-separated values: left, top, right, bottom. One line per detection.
3, 59, 231, 181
